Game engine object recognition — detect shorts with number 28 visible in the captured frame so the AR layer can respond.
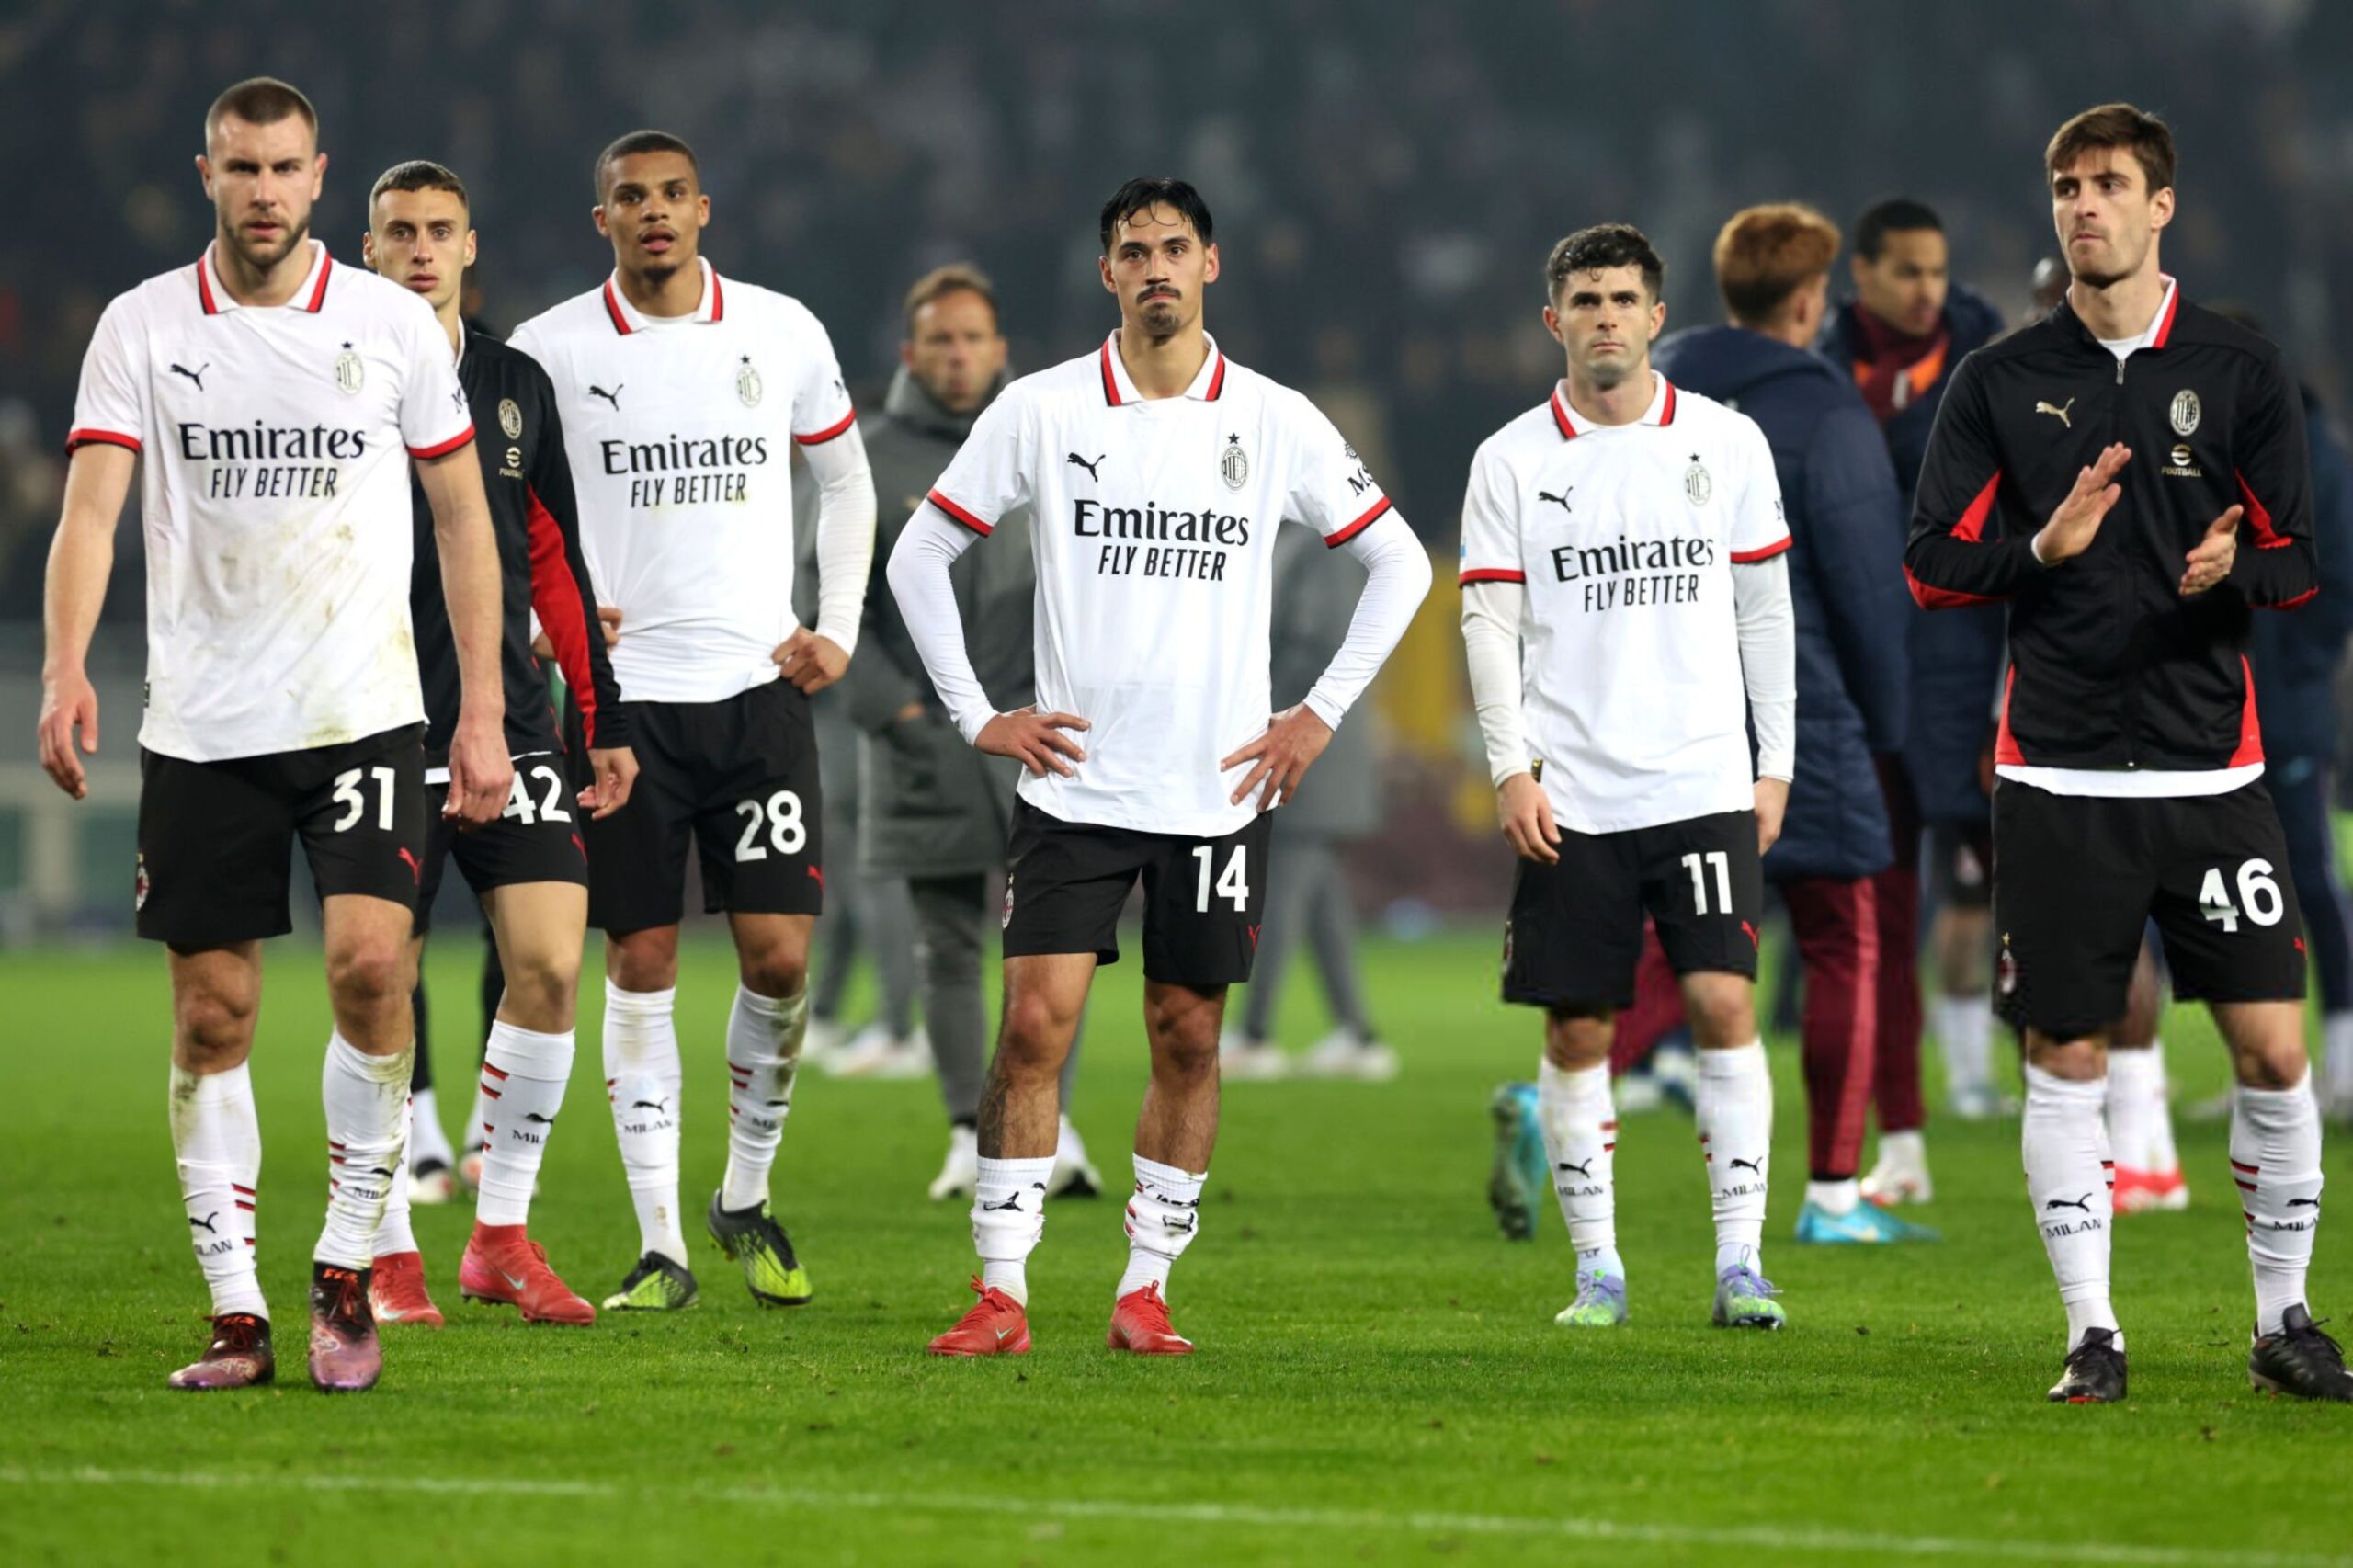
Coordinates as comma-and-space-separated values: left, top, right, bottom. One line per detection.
584, 678, 823, 934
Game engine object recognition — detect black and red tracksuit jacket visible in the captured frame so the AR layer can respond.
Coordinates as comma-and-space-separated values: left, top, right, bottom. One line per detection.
408, 324, 628, 769
1903, 286, 2316, 773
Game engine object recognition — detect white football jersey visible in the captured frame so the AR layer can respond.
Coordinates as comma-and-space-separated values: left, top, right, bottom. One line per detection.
509, 258, 857, 703
1458, 374, 1790, 835
925, 333, 1399, 838
68, 241, 472, 763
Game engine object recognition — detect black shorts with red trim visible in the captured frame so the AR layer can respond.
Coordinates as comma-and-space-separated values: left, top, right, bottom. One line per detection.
583, 680, 823, 934
415, 758, 590, 934
1503, 810, 1763, 1011
1992, 778, 2305, 1038
136, 726, 427, 946
1001, 800, 1275, 989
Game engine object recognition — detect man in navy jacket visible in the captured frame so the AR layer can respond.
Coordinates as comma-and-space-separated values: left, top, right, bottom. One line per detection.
1649, 203, 1932, 1244
1819, 199, 2008, 1182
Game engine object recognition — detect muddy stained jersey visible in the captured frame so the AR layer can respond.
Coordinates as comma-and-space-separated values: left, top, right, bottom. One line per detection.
1457, 375, 1790, 835
508, 257, 858, 704
921, 334, 1403, 840
68, 241, 473, 762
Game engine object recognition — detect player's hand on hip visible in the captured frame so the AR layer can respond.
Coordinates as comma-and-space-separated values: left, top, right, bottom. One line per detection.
976, 707, 1089, 778
445, 717, 513, 829
1754, 777, 1790, 856
37, 668, 98, 801
2179, 504, 2242, 596
773, 629, 847, 694
579, 745, 639, 820
1222, 704, 1333, 812
2032, 443, 2130, 565
597, 606, 622, 648
1497, 772, 1560, 864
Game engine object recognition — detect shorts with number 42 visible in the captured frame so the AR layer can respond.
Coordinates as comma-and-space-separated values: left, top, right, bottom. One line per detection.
1001, 800, 1275, 988
1993, 778, 2306, 1038
585, 679, 822, 934
136, 724, 427, 946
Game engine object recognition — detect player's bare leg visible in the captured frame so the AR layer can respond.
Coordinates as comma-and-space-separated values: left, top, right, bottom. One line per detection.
165, 941, 272, 1389
1536, 1008, 1628, 1326
930, 953, 1092, 1355
2215, 1000, 2349, 1399
450, 881, 596, 1324
1108, 980, 1224, 1354
699, 912, 816, 1305
598, 924, 694, 1309
308, 894, 418, 1392
1684, 971, 1782, 1328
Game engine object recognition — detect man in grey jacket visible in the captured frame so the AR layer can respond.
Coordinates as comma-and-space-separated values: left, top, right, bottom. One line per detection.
838, 266, 1098, 1200
1221, 526, 1392, 1079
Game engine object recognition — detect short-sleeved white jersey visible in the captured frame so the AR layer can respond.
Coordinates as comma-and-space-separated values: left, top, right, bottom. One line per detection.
68, 241, 473, 763
1457, 374, 1790, 835
925, 333, 1399, 838
509, 258, 858, 703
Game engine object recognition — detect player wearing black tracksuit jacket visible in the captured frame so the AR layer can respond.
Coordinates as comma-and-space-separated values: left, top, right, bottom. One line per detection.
406, 323, 631, 924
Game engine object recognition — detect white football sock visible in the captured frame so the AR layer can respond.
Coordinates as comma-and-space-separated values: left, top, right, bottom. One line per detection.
2234, 1072, 2324, 1336
2105, 1044, 2161, 1171
409, 1085, 457, 1171
1936, 993, 1993, 1098
604, 982, 687, 1266
2023, 1062, 2120, 1352
972, 1154, 1053, 1304
1875, 1128, 1926, 1172
374, 1098, 419, 1256
168, 1062, 266, 1320
477, 1020, 574, 1228
1119, 1154, 1206, 1300
1536, 1059, 1620, 1267
721, 984, 807, 1211
315, 1032, 413, 1270
1697, 1041, 1773, 1277
2323, 1012, 2353, 1103
1805, 1178, 1860, 1216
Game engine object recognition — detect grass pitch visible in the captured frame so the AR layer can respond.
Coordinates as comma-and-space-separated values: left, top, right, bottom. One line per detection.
3, 928, 2348, 1567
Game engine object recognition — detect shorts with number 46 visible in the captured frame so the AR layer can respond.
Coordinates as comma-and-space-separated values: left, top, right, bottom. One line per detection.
584, 680, 823, 934
1992, 778, 2306, 1038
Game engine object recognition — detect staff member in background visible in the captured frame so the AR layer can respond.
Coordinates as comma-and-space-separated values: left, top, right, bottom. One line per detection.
832, 264, 1100, 1201
1817, 199, 2009, 1177
1220, 525, 1394, 1082
1652, 203, 1936, 1245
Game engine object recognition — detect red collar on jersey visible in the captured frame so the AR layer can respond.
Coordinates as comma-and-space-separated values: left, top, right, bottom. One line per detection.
1099, 333, 1226, 407
604, 260, 726, 335
1550, 375, 1676, 438
195, 242, 334, 316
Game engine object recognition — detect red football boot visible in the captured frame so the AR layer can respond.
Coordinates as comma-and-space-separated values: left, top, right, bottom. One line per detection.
369, 1250, 445, 1326
458, 1223, 597, 1324
2113, 1165, 2189, 1214
308, 1263, 382, 1392
1107, 1282, 1194, 1355
927, 1278, 1030, 1357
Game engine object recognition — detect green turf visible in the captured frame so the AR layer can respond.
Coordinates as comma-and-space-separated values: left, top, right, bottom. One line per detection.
2, 931, 2347, 1567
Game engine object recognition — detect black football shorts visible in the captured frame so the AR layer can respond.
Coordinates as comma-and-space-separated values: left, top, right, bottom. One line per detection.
1503, 808, 1763, 1011
1000, 800, 1275, 988
1992, 778, 2305, 1038
136, 725, 427, 946
414, 754, 590, 934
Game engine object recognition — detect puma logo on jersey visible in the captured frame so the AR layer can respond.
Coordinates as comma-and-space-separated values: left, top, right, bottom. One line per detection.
1066, 452, 1105, 481
2035, 398, 2075, 428
1538, 488, 1574, 513
171, 361, 210, 391
590, 384, 624, 410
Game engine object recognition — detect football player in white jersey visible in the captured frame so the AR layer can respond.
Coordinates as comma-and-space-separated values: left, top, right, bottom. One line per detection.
509, 131, 877, 1312
1458, 224, 1799, 1333
38, 77, 510, 1392
889, 178, 1431, 1356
